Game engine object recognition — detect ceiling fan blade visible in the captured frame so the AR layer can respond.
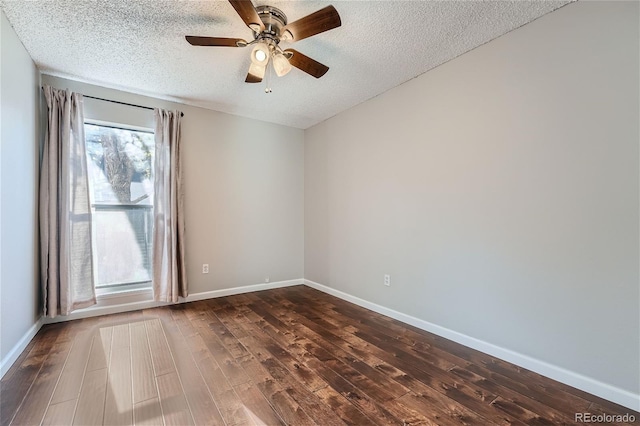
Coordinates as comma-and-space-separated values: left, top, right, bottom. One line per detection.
245, 62, 265, 83
228, 0, 265, 32
281, 5, 341, 42
283, 49, 329, 78
186, 36, 247, 47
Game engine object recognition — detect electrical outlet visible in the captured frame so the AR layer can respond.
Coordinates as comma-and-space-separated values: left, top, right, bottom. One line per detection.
202, 264, 209, 274
384, 274, 391, 286
265, 277, 270, 283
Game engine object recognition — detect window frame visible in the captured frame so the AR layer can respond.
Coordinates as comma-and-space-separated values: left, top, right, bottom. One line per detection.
84, 119, 155, 297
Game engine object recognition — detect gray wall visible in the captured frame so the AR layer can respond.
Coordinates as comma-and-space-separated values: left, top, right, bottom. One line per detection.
41, 75, 305, 295
305, 0, 639, 396
0, 11, 41, 361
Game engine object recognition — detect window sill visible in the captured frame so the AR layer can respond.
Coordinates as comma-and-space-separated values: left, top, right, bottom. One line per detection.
95, 286, 153, 304
43, 286, 157, 324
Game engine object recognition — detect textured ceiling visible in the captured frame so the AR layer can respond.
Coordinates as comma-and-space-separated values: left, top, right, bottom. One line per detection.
1, 0, 571, 129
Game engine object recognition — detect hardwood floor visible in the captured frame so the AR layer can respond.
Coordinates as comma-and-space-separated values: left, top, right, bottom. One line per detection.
1, 285, 637, 425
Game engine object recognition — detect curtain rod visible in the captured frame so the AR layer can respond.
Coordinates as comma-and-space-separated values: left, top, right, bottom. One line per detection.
84, 95, 184, 117
40, 87, 184, 117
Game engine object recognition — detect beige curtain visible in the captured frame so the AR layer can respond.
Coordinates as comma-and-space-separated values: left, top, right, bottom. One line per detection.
153, 109, 187, 302
40, 85, 96, 317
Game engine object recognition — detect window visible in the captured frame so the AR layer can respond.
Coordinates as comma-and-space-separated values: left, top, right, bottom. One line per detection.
85, 123, 155, 292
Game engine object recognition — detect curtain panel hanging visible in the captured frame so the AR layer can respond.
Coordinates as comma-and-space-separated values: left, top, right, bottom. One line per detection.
153, 108, 187, 302
40, 85, 96, 317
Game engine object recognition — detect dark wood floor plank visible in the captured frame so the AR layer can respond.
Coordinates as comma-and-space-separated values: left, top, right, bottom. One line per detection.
303, 354, 408, 426
169, 305, 259, 426
1, 325, 60, 426
235, 309, 380, 426
244, 302, 440, 424
199, 303, 251, 360
130, 322, 158, 404
156, 372, 195, 426
297, 287, 628, 420
3, 285, 637, 426
303, 287, 640, 420
187, 344, 253, 425
336, 322, 558, 424
158, 312, 226, 426
288, 288, 487, 392
234, 295, 378, 424
292, 299, 540, 424
449, 365, 574, 424
313, 384, 386, 426
284, 290, 540, 410
9, 325, 76, 426
245, 291, 497, 426
292, 317, 416, 399
103, 327, 133, 426
240, 294, 416, 426
267, 296, 414, 399
110, 322, 131, 348
285, 288, 462, 371
185, 306, 252, 387
218, 305, 348, 426
86, 326, 112, 372
221, 302, 330, 393
233, 380, 287, 426
133, 397, 163, 426
41, 398, 76, 426
72, 367, 108, 425
49, 330, 93, 405
1, 330, 39, 382
490, 396, 557, 425
261, 288, 544, 425
145, 318, 175, 377
355, 329, 540, 424
218, 300, 381, 426
218, 297, 329, 426
343, 326, 531, 423
236, 352, 316, 425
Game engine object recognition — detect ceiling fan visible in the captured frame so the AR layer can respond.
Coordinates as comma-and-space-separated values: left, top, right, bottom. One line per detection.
186, 0, 341, 85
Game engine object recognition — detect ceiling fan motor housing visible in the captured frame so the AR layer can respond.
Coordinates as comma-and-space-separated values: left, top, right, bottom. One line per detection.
255, 6, 287, 41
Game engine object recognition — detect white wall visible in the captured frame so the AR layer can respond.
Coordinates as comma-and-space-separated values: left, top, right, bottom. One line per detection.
305, 0, 639, 408
0, 11, 41, 363
42, 74, 305, 296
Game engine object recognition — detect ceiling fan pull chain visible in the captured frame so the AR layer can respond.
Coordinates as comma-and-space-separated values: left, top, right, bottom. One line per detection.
265, 58, 273, 93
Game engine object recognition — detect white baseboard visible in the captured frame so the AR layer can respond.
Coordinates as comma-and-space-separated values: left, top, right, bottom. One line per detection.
184, 279, 303, 302
0, 318, 43, 378
303, 279, 640, 412
42, 278, 304, 324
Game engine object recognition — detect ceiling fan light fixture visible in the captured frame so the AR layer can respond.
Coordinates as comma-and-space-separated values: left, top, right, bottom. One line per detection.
251, 42, 270, 65
272, 52, 292, 77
